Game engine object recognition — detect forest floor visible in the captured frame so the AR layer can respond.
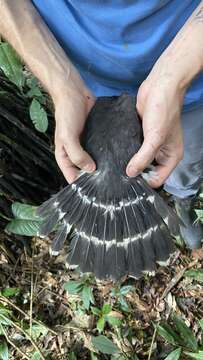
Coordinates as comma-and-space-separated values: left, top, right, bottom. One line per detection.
0, 217, 202, 360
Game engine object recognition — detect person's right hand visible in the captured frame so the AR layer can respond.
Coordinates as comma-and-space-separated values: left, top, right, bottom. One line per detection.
53, 84, 96, 183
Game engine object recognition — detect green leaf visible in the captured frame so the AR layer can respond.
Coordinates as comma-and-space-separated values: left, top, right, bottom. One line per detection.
11, 202, 40, 220
6, 219, 41, 236
0, 316, 11, 326
67, 352, 77, 360
26, 77, 39, 89
184, 351, 203, 359
106, 316, 121, 327
97, 317, 105, 333
90, 353, 99, 360
0, 307, 12, 326
120, 285, 133, 295
29, 98, 48, 133
81, 286, 95, 310
27, 86, 43, 98
0, 340, 9, 360
157, 324, 179, 346
31, 352, 41, 360
0, 42, 24, 88
64, 281, 83, 295
164, 348, 182, 360
199, 319, 203, 331
91, 335, 119, 355
195, 209, 203, 221
1, 287, 20, 298
184, 269, 203, 283
102, 303, 111, 315
28, 324, 48, 340
172, 315, 198, 352
91, 307, 101, 316
119, 296, 130, 312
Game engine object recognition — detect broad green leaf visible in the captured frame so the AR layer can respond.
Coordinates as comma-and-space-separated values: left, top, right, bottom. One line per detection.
184, 269, 203, 283
1, 287, 20, 297
91, 307, 101, 316
31, 352, 41, 360
81, 286, 95, 310
28, 324, 48, 340
157, 324, 179, 346
106, 316, 122, 327
97, 317, 105, 333
27, 86, 43, 98
0, 42, 24, 88
172, 315, 198, 352
11, 202, 40, 220
6, 219, 41, 236
164, 348, 181, 360
102, 303, 111, 315
91, 335, 119, 355
29, 98, 48, 133
64, 281, 83, 294
0, 340, 9, 360
184, 351, 203, 359
67, 352, 77, 360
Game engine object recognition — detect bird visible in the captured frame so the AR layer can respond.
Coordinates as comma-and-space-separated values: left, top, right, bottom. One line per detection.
37, 94, 179, 281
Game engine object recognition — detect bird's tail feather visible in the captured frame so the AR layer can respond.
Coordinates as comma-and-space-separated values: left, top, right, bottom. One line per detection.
37, 172, 178, 281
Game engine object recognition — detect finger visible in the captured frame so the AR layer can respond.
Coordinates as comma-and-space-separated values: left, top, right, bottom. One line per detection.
126, 131, 163, 177
147, 150, 183, 188
64, 136, 96, 172
55, 145, 79, 183
146, 162, 177, 188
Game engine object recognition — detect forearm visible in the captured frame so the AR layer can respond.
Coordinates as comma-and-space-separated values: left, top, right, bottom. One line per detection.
0, 0, 87, 101
153, 1, 203, 92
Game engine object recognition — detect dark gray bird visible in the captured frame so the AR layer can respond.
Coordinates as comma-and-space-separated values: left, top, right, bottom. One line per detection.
37, 94, 179, 281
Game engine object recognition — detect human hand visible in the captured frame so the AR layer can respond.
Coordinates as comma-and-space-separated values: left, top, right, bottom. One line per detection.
53, 82, 96, 183
126, 59, 185, 188
126, 1, 203, 188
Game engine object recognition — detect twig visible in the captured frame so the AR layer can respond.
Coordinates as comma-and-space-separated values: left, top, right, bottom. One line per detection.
0, 295, 57, 335
0, 324, 30, 360
161, 259, 199, 300
0, 314, 46, 360
148, 325, 157, 360
7, 256, 20, 283
29, 247, 34, 337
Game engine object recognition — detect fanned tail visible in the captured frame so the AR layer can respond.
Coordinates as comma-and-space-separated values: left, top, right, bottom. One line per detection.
37, 171, 178, 281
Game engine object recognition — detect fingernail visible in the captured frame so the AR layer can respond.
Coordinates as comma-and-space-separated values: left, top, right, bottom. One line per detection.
84, 163, 95, 172
127, 165, 138, 177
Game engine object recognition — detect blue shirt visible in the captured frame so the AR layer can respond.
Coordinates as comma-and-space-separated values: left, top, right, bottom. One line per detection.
32, 0, 203, 112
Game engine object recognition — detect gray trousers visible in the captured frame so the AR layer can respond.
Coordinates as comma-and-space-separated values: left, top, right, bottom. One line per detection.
164, 106, 203, 199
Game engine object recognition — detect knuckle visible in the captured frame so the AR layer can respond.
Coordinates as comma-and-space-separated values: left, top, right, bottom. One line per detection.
137, 81, 149, 102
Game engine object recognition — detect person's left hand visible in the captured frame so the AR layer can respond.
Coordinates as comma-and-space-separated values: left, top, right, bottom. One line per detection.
126, 55, 185, 188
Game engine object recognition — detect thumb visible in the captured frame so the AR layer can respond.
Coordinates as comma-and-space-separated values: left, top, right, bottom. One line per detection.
126, 131, 162, 177
64, 136, 96, 172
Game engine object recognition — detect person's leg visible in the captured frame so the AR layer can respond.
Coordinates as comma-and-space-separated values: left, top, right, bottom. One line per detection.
164, 106, 203, 249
